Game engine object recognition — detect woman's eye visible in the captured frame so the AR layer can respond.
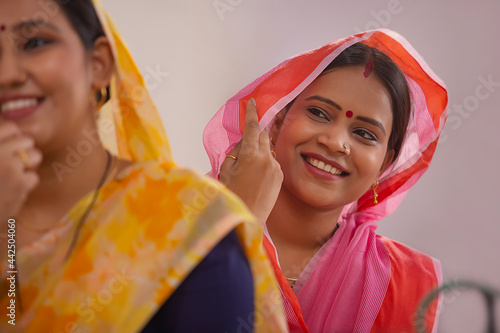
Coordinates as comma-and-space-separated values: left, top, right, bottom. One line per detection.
307, 107, 328, 119
354, 129, 377, 141
24, 37, 51, 50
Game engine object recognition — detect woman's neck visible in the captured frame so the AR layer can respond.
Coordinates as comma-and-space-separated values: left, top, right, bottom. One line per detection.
265, 187, 343, 279
20, 127, 110, 228
266, 186, 343, 252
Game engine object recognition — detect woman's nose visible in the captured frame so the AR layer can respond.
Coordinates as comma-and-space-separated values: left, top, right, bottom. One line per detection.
0, 46, 27, 88
317, 128, 351, 156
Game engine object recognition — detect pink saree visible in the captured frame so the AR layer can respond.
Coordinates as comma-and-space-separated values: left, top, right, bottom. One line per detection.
204, 29, 448, 332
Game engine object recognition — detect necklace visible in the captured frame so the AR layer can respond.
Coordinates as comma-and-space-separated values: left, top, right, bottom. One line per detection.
284, 221, 341, 289
13, 151, 115, 314
64, 151, 116, 261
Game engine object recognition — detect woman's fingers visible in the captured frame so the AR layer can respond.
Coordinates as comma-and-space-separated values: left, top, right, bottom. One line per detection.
217, 98, 283, 224
0, 135, 42, 171
4, 135, 35, 155
220, 141, 242, 184
259, 128, 271, 152
0, 121, 22, 144
241, 98, 260, 151
227, 140, 242, 159
0, 122, 41, 220
0, 122, 42, 173
19, 147, 43, 171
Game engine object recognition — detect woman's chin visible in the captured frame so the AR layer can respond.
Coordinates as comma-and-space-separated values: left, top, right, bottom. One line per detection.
287, 186, 348, 211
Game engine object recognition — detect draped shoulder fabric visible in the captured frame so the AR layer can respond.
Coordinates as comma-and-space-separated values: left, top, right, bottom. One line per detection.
0, 1, 288, 332
204, 29, 448, 332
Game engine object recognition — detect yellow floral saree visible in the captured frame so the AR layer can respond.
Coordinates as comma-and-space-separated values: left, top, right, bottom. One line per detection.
0, 1, 287, 332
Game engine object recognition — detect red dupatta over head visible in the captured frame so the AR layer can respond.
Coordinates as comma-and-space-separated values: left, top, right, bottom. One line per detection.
204, 29, 448, 332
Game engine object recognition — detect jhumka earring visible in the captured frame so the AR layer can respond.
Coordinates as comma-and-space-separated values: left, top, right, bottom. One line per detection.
372, 180, 379, 205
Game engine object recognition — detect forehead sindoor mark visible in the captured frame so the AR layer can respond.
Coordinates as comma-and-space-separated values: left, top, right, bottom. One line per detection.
363, 53, 374, 78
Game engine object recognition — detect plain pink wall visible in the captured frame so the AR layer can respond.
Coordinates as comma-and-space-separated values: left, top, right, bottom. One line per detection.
103, 0, 500, 331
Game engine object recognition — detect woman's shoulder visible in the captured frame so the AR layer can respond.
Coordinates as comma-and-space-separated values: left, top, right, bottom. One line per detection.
111, 160, 229, 199
93, 160, 258, 260
372, 236, 441, 331
118, 160, 221, 185
107, 160, 254, 223
376, 235, 440, 281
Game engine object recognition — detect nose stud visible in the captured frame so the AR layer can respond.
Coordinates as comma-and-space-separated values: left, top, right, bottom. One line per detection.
343, 144, 350, 155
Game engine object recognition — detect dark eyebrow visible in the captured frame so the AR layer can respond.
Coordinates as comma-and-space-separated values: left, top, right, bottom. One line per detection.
305, 95, 387, 135
356, 116, 386, 136
12, 20, 59, 33
304, 95, 343, 111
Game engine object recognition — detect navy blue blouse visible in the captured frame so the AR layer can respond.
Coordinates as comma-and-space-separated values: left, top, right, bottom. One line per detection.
141, 230, 254, 333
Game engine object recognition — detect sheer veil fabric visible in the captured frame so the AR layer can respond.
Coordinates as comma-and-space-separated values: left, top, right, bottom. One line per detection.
204, 29, 448, 332
0, 1, 288, 332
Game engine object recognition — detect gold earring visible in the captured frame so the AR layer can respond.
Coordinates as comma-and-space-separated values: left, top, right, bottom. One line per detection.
372, 180, 379, 204
270, 137, 277, 159
91, 87, 108, 112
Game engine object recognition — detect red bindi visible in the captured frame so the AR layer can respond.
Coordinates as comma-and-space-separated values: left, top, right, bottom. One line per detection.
346, 110, 353, 118
0, 25, 6, 32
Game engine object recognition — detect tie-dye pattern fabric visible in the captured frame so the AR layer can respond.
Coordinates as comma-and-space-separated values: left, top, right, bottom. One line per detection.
0, 162, 287, 332
0, 1, 287, 332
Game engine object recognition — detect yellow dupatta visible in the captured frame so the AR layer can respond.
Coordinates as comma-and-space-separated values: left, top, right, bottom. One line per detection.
0, 1, 287, 332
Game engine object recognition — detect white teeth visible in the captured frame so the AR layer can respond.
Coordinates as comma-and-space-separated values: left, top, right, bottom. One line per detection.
307, 157, 344, 175
1, 98, 38, 113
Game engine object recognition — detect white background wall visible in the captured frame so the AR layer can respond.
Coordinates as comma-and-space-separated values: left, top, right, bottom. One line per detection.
102, 1, 500, 331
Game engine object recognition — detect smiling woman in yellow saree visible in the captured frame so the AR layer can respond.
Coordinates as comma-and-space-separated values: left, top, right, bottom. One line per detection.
0, 0, 287, 332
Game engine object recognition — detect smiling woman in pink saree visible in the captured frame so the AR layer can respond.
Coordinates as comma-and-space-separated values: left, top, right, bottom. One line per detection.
204, 29, 448, 332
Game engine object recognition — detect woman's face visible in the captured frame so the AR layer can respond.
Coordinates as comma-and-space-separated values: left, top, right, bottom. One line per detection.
272, 66, 395, 210
0, 0, 101, 153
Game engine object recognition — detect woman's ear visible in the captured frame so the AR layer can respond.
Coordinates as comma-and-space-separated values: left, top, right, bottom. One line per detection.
89, 36, 114, 90
378, 148, 395, 177
270, 109, 286, 141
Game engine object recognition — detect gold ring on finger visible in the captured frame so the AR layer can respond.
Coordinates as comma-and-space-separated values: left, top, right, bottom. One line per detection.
226, 154, 237, 161
17, 149, 29, 169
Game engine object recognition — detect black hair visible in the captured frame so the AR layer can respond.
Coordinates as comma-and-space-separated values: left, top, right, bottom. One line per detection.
55, 0, 109, 103
55, 0, 105, 50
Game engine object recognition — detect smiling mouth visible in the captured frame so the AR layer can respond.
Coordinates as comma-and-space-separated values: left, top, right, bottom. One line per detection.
0, 98, 43, 114
303, 155, 349, 176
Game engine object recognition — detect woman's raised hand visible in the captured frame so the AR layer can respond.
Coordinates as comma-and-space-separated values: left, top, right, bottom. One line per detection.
219, 99, 283, 224
0, 122, 42, 222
